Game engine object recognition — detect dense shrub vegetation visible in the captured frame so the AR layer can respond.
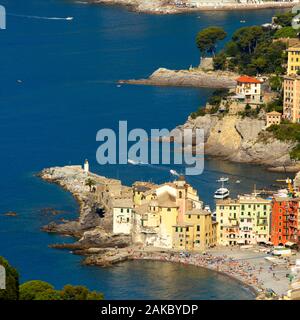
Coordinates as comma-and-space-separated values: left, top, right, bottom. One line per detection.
207, 12, 299, 75
267, 123, 300, 160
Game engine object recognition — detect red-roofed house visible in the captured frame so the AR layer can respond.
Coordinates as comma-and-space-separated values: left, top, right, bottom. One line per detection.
235, 75, 263, 105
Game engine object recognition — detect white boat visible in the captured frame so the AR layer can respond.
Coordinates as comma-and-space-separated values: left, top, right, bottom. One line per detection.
66, 17, 74, 21
170, 169, 179, 176
240, 20, 246, 23
236, 180, 241, 184
214, 187, 230, 199
128, 159, 138, 165
217, 177, 229, 182
214, 176, 230, 199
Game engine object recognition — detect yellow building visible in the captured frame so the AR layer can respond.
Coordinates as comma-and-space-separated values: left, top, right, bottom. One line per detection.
287, 45, 300, 76
133, 176, 209, 249
172, 224, 195, 251
266, 111, 282, 127
283, 75, 300, 123
216, 199, 240, 246
283, 44, 300, 123
172, 209, 217, 251
216, 195, 272, 246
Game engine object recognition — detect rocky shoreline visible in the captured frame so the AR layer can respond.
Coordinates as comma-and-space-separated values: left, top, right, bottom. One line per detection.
87, 0, 297, 15
175, 113, 300, 172
119, 68, 238, 89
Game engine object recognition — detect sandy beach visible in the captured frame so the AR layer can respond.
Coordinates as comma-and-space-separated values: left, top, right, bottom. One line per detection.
126, 245, 300, 298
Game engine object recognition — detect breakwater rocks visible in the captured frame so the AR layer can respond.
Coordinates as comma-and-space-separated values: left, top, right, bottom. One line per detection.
177, 114, 298, 170
89, 0, 296, 15
120, 68, 238, 89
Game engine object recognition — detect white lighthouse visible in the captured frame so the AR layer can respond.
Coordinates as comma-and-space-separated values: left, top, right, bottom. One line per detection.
84, 159, 89, 174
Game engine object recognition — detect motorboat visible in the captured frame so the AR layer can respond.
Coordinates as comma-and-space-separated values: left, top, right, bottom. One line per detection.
128, 159, 138, 165
214, 177, 230, 199
217, 177, 229, 182
170, 169, 180, 176
214, 187, 230, 199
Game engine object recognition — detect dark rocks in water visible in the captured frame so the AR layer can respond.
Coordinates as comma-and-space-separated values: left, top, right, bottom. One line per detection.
40, 207, 67, 216
41, 221, 87, 238
78, 227, 132, 248
3, 211, 18, 217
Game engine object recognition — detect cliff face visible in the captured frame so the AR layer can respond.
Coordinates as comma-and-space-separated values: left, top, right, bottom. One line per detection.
179, 114, 295, 167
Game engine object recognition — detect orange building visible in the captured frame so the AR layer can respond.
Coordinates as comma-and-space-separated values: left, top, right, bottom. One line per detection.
271, 197, 299, 246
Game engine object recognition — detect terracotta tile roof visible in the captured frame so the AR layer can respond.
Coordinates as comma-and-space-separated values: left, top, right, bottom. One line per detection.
236, 75, 262, 84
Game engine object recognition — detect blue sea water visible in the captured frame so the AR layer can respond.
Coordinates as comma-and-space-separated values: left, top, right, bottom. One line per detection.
0, 0, 288, 299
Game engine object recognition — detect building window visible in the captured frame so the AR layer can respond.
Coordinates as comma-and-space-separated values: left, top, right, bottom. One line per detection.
197, 225, 200, 232
179, 191, 182, 198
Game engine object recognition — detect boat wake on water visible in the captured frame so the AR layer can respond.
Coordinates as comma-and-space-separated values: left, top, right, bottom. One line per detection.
128, 160, 182, 177
8, 13, 74, 21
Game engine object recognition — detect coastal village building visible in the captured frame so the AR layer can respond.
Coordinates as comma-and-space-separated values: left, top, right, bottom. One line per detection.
234, 75, 263, 106
266, 111, 282, 127
287, 44, 300, 76
283, 44, 300, 123
112, 198, 134, 235
283, 75, 300, 123
112, 175, 216, 251
172, 209, 217, 251
271, 196, 300, 246
216, 195, 272, 246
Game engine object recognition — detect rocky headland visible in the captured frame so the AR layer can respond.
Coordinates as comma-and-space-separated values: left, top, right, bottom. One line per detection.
175, 113, 300, 171
87, 0, 297, 15
120, 68, 238, 89
39, 166, 131, 246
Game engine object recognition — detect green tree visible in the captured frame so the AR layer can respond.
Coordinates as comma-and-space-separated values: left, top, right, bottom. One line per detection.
232, 26, 264, 54
207, 89, 229, 107
224, 41, 239, 56
269, 76, 282, 92
19, 280, 54, 300
274, 12, 296, 28
274, 26, 298, 39
196, 27, 227, 57
0, 256, 19, 300
35, 288, 62, 300
85, 178, 96, 192
60, 285, 104, 300
213, 52, 227, 70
